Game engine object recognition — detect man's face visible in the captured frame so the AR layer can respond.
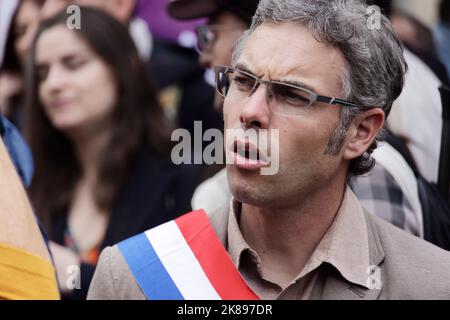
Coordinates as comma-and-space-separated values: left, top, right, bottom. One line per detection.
198, 11, 247, 110
224, 22, 349, 209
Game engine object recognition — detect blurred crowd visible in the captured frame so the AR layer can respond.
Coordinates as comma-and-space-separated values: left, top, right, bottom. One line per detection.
0, 0, 449, 300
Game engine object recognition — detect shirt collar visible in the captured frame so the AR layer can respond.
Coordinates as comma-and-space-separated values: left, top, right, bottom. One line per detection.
228, 200, 253, 269
227, 186, 371, 290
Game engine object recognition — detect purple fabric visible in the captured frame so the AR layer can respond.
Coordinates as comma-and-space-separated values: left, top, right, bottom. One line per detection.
135, 0, 205, 44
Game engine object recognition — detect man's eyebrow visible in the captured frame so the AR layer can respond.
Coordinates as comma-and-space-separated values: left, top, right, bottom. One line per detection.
234, 62, 319, 93
281, 79, 318, 93
234, 63, 258, 76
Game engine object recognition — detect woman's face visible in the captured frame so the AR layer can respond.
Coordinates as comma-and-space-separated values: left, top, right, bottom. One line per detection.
14, 0, 41, 66
36, 25, 117, 135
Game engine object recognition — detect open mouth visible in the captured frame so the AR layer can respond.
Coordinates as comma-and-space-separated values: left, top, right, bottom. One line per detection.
230, 140, 270, 170
234, 141, 260, 161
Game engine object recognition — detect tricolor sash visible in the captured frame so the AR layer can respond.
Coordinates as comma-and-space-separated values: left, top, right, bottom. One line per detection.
118, 210, 260, 300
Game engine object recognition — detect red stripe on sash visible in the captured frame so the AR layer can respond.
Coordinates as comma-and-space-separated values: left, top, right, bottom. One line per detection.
175, 210, 259, 300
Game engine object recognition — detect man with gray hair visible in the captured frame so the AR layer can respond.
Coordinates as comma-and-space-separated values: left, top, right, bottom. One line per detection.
88, 0, 450, 300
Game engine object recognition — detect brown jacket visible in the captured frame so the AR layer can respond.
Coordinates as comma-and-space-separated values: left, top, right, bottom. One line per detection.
87, 199, 450, 300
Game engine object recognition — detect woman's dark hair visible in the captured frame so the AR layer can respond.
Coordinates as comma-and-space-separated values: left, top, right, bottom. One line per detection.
1, 0, 44, 120
2, 22, 21, 73
25, 7, 171, 229
1, 0, 44, 73
1, 28, 22, 116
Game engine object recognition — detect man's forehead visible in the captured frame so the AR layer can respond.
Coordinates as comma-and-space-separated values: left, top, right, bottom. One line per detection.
236, 22, 345, 91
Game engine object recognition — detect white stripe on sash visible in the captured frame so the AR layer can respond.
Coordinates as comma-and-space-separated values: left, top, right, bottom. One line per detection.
145, 221, 221, 300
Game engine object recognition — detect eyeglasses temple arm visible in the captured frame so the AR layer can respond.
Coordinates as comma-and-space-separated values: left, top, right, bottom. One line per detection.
317, 95, 360, 107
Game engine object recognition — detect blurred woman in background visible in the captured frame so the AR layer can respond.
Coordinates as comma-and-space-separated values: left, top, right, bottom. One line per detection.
25, 7, 195, 299
0, 0, 43, 126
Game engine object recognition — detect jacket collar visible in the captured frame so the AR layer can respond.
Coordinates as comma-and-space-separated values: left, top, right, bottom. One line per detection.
207, 189, 386, 300
312, 209, 386, 300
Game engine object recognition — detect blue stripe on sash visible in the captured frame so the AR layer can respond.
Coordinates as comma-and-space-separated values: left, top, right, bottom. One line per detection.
118, 232, 184, 300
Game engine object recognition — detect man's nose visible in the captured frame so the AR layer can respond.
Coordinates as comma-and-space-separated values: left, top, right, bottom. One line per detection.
239, 84, 271, 129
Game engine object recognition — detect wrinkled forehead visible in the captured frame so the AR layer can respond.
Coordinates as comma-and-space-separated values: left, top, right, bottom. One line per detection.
235, 22, 347, 95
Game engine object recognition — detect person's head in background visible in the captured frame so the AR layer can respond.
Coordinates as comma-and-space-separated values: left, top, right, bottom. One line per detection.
0, 0, 43, 118
25, 7, 169, 226
369, 0, 449, 84
369, 0, 435, 52
367, 1, 416, 43
168, 0, 259, 110
41, 0, 136, 23
6, 0, 44, 69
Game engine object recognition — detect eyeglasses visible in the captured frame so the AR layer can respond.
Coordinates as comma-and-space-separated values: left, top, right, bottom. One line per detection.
195, 25, 245, 54
214, 65, 362, 117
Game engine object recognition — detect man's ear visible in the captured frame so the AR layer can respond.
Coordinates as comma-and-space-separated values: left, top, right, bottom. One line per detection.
110, 0, 136, 23
343, 108, 385, 160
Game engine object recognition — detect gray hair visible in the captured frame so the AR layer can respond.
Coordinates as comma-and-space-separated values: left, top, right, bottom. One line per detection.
232, 0, 407, 178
